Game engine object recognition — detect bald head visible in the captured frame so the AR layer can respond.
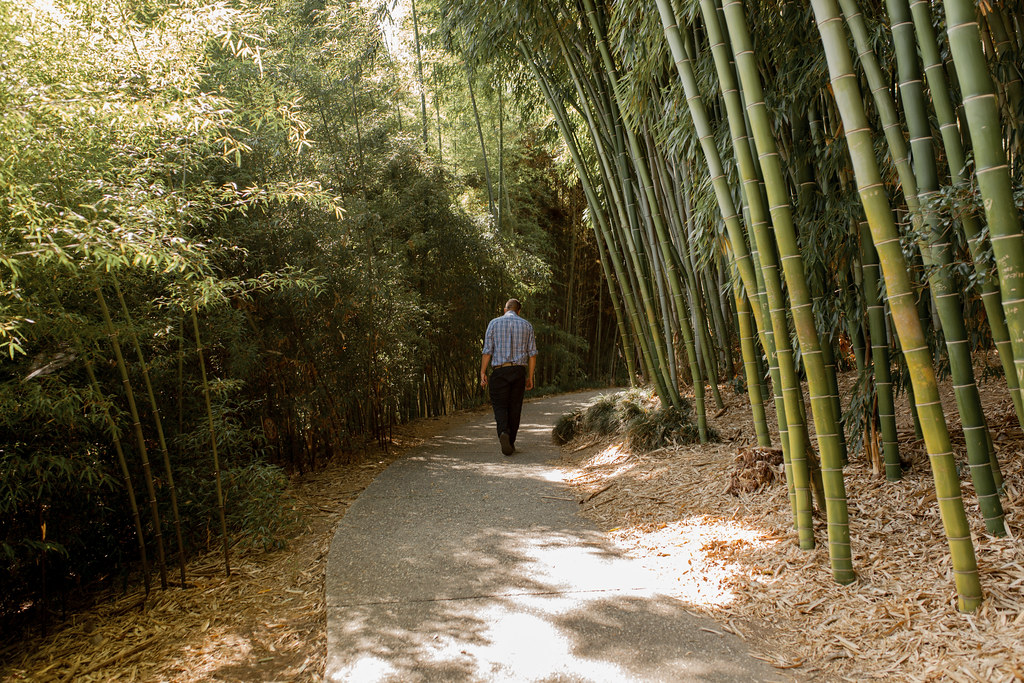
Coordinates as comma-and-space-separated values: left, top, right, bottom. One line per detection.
504, 299, 521, 313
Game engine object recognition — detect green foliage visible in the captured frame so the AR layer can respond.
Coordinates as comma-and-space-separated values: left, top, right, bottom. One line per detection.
225, 463, 295, 552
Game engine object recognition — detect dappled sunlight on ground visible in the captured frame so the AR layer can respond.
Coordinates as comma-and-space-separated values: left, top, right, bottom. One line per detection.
447, 527, 659, 596
556, 435, 775, 609
418, 453, 571, 484
167, 630, 259, 681
557, 375, 1024, 680
326, 389, 774, 682
611, 518, 780, 609
566, 441, 636, 482
589, 443, 633, 473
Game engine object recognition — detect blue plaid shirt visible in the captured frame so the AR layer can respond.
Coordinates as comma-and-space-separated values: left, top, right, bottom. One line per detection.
482, 311, 537, 367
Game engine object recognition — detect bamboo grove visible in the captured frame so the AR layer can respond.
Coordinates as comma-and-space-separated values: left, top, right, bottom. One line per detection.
442, 0, 1024, 611
0, 0, 618, 629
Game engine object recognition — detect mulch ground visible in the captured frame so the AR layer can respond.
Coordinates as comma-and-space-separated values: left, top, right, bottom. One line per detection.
557, 368, 1024, 682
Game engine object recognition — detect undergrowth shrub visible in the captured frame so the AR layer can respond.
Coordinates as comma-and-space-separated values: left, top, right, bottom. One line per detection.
224, 463, 295, 552
552, 388, 716, 452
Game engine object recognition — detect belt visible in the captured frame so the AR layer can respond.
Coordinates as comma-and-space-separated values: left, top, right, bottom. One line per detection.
493, 362, 522, 368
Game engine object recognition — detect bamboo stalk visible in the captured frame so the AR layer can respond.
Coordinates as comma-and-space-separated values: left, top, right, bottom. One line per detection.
466, 66, 495, 219
582, 0, 703, 423
943, 0, 1024, 404
810, 0, 982, 611
95, 281, 168, 590
535, 26, 676, 402
655, 0, 801, 527
886, 0, 1004, 534
722, 0, 853, 582
907, 0, 1024, 431
859, 221, 901, 480
524, 51, 647, 389
80, 343, 151, 596
734, 284, 771, 447
410, 0, 428, 152
190, 302, 231, 577
113, 279, 189, 582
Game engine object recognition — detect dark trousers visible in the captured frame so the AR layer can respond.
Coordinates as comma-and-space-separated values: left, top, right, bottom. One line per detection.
489, 365, 527, 444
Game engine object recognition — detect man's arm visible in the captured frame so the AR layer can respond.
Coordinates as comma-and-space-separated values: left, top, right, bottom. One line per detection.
525, 323, 538, 391
480, 353, 491, 387
480, 319, 496, 387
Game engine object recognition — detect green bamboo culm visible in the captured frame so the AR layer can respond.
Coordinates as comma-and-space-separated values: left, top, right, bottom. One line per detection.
593, 218, 641, 386
885, 0, 1004, 535
703, 258, 735, 382
520, 47, 644, 391
95, 280, 169, 591
907, 0, 1024, 432
790, 111, 847, 466
564, 71, 654, 390
466, 66, 495, 219
667, 150, 724, 413
57, 293, 154, 594
670, 153, 725, 412
720, 0, 853, 582
547, 29, 677, 407
582, 0, 708, 436
75, 333, 152, 597
810, 0, 982, 611
832, 0, 910, 475
533, 17, 697, 401
942, 0, 1024, 399
113, 279, 190, 582
844, 0, 1005, 518
658, 0, 810, 539
653, 0, 804, 533
859, 222, 901, 480
533, 34, 670, 405
819, 337, 847, 464
734, 285, 771, 447
410, 0, 428, 152
191, 302, 231, 577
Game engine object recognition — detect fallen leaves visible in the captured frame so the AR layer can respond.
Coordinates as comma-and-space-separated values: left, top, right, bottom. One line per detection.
558, 367, 1024, 682
0, 446, 406, 683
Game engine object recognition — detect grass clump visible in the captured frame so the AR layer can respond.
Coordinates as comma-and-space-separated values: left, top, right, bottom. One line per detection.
552, 388, 715, 451
552, 411, 583, 444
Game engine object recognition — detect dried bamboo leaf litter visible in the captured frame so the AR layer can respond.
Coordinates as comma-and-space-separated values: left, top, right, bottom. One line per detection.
0, 420, 437, 683
559, 372, 1024, 682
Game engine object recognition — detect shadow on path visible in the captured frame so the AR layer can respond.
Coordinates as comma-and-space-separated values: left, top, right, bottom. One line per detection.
325, 391, 784, 682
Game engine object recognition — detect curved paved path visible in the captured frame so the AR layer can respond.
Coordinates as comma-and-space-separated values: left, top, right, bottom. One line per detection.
325, 391, 783, 682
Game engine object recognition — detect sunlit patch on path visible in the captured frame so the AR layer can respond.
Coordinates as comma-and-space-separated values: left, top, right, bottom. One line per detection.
325, 391, 782, 682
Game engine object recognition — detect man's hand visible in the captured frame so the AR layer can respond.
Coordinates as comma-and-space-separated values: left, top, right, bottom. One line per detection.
480, 354, 491, 388
525, 375, 534, 391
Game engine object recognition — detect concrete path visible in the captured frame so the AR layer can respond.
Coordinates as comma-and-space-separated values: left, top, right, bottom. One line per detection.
325, 391, 785, 682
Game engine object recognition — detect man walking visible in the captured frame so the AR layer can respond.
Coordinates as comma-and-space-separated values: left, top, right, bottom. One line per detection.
480, 299, 538, 456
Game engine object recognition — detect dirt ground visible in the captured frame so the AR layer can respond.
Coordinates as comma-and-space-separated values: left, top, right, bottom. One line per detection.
2, 374, 1023, 682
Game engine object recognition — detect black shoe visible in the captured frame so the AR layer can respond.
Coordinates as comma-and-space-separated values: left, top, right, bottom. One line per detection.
500, 431, 513, 456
